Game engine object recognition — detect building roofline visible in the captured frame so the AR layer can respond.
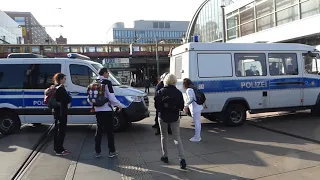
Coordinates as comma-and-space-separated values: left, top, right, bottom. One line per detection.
185, 0, 211, 42
225, 0, 254, 14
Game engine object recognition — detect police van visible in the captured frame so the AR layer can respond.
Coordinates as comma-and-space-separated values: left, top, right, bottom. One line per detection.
170, 42, 320, 126
0, 53, 149, 134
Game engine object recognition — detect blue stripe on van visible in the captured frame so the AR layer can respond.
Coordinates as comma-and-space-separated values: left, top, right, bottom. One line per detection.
193, 77, 320, 93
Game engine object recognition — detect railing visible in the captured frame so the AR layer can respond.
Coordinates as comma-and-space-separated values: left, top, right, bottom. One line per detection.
0, 44, 180, 57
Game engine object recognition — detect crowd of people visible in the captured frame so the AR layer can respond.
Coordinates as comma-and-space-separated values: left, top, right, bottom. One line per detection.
48, 69, 203, 170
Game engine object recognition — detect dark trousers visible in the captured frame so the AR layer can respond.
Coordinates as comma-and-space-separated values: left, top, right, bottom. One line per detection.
53, 114, 67, 153
145, 87, 150, 93
95, 111, 115, 153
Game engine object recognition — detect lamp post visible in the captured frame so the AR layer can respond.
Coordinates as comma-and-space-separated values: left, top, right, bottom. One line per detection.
155, 36, 159, 80
221, 5, 226, 43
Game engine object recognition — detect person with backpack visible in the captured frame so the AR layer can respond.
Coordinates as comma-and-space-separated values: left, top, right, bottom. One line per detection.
183, 78, 205, 142
154, 73, 187, 169
48, 73, 72, 156
87, 68, 125, 158
153, 72, 172, 136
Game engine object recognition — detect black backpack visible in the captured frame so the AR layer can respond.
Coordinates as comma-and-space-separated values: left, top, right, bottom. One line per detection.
158, 89, 181, 112
192, 88, 206, 105
87, 79, 109, 107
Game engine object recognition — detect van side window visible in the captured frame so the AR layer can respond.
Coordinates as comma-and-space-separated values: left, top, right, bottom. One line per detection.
174, 56, 182, 79
23, 64, 61, 89
0, 64, 29, 89
268, 53, 298, 76
303, 54, 320, 75
197, 53, 232, 77
234, 53, 267, 77
70, 64, 96, 87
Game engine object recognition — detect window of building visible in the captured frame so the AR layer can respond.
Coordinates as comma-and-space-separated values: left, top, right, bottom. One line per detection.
256, 0, 274, 18
257, 14, 275, 31
165, 22, 170, 28
234, 53, 267, 77
159, 22, 164, 28
23, 64, 61, 89
227, 27, 239, 40
276, 4, 299, 25
227, 15, 239, 29
300, 0, 320, 19
240, 5, 255, 24
275, 0, 298, 11
304, 53, 320, 74
240, 21, 255, 36
153, 22, 158, 28
197, 54, 233, 78
70, 64, 96, 87
268, 53, 298, 76
174, 56, 182, 79
0, 64, 29, 89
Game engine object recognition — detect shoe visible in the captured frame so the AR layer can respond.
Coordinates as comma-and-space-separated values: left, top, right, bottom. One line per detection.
55, 150, 71, 156
180, 159, 187, 169
94, 153, 101, 158
155, 130, 160, 136
109, 151, 119, 158
190, 136, 201, 142
160, 156, 169, 163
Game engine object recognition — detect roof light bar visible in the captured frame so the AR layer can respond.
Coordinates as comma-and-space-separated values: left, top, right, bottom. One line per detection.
67, 53, 91, 60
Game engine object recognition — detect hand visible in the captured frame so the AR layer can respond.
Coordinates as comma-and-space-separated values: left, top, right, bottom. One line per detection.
184, 107, 188, 112
117, 107, 122, 112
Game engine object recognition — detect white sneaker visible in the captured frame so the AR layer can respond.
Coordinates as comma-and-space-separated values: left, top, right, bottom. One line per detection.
190, 136, 201, 142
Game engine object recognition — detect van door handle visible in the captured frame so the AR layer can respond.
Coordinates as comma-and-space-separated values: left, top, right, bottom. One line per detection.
70, 92, 79, 95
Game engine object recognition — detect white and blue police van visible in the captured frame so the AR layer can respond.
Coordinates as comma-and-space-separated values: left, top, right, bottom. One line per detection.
0, 53, 149, 134
170, 42, 320, 126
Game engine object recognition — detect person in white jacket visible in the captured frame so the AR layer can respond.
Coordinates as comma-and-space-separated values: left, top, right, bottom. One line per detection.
183, 78, 203, 142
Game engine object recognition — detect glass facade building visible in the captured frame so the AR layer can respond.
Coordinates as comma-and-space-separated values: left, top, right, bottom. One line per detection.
186, 0, 234, 43
112, 29, 185, 44
226, 0, 320, 41
0, 10, 22, 44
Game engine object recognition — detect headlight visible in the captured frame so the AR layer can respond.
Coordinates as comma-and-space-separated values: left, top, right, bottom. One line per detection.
125, 96, 142, 102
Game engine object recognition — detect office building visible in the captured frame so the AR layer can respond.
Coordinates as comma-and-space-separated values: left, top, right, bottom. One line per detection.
5, 11, 54, 44
0, 10, 22, 44
185, 0, 234, 43
56, 35, 67, 44
110, 20, 189, 44
225, 0, 320, 45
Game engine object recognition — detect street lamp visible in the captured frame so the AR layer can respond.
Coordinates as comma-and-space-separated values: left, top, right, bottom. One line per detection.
155, 37, 165, 81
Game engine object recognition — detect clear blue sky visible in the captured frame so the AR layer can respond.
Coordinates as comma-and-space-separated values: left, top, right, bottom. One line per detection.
2, 0, 203, 44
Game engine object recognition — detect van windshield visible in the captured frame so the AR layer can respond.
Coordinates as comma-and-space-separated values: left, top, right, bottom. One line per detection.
91, 63, 122, 86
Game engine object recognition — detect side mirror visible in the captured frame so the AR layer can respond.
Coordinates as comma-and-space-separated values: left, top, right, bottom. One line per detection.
307, 51, 317, 57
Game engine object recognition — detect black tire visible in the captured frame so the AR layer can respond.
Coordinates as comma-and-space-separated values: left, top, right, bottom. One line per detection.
311, 103, 320, 116
222, 104, 246, 127
0, 111, 21, 135
113, 112, 129, 132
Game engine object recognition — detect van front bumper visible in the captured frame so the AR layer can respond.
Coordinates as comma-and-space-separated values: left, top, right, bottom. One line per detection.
123, 101, 150, 122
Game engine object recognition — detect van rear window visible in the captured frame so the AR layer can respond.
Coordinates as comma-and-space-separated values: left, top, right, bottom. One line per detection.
174, 56, 182, 79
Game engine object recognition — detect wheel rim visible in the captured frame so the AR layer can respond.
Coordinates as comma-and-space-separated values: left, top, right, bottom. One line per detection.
113, 116, 120, 128
1, 117, 13, 131
229, 111, 242, 123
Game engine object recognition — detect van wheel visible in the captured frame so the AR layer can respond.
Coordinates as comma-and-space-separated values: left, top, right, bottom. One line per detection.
311, 103, 320, 116
113, 112, 129, 132
222, 104, 246, 127
0, 111, 21, 135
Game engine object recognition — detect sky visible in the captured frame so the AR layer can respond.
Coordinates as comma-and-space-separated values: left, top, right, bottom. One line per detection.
2, 0, 204, 44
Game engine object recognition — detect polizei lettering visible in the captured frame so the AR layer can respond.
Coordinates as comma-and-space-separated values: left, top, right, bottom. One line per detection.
241, 81, 267, 89
33, 101, 45, 106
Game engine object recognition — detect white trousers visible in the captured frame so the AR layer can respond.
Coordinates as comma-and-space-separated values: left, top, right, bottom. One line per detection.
191, 112, 201, 138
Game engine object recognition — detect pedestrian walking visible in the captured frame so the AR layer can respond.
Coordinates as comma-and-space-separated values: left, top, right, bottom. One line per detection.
153, 72, 172, 136
154, 73, 187, 169
51, 73, 72, 156
145, 77, 150, 94
183, 78, 203, 142
87, 68, 125, 158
